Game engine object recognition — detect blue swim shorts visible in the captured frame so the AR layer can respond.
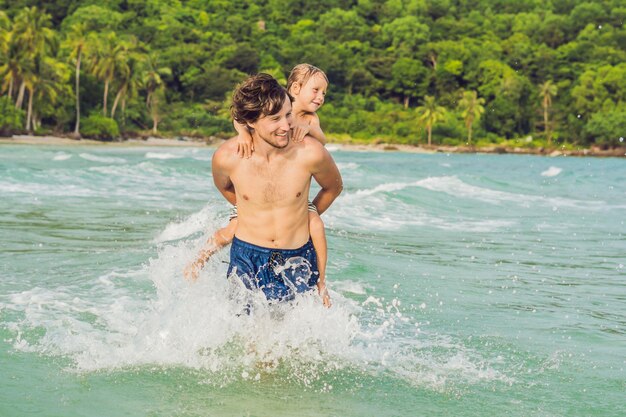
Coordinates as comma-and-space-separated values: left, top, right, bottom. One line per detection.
227, 236, 319, 301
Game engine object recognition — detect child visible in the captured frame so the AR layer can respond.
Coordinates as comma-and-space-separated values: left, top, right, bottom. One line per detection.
184, 64, 331, 307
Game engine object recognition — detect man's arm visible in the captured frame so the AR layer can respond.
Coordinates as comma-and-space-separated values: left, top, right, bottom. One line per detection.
307, 139, 343, 214
212, 141, 237, 205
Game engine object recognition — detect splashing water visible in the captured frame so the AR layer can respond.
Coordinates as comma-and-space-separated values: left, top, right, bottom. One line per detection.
2, 146, 624, 416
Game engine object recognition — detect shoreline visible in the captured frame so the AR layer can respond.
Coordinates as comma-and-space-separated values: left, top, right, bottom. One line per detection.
1, 134, 624, 158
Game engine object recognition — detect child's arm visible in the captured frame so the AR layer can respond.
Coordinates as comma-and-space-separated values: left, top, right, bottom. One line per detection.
306, 113, 327, 145
234, 120, 254, 158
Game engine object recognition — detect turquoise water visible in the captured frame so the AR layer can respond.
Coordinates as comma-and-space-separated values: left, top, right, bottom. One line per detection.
1, 144, 624, 417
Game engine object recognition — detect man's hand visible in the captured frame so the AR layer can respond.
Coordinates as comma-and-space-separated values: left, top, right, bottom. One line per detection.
317, 282, 331, 308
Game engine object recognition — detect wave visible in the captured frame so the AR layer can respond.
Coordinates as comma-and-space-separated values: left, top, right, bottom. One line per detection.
53, 153, 72, 161
0, 180, 96, 197
541, 167, 562, 177
145, 152, 181, 160
337, 162, 360, 170
154, 205, 223, 243
79, 153, 127, 164
0, 232, 512, 392
88, 161, 163, 177
347, 176, 607, 210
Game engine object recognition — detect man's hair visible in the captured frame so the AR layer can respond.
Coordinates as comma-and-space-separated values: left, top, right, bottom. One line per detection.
231, 73, 288, 125
287, 63, 328, 98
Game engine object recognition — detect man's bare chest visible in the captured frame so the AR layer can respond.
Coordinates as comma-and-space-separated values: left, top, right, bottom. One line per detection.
232, 159, 310, 205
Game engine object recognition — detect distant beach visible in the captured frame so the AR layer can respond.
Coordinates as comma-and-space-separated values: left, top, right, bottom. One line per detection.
1, 134, 624, 157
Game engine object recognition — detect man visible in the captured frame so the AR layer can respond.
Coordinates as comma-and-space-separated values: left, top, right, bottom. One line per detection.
210, 73, 342, 305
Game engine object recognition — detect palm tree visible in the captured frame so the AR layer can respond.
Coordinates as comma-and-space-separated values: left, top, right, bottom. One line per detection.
458, 90, 485, 145
62, 23, 90, 137
539, 80, 557, 145
143, 54, 171, 134
27, 57, 70, 131
0, 31, 29, 101
11, 7, 56, 111
110, 38, 144, 119
0, 12, 11, 96
90, 32, 127, 117
415, 95, 446, 146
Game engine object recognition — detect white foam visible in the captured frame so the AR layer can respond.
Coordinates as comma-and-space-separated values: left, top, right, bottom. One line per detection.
0, 181, 96, 197
79, 153, 127, 163
354, 181, 416, 197
337, 162, 359, 170
327, 186, 516, 232
332, 280, 371, 295
541, 166, 562, 177
414, 176, 604, 209
0, 235, 512, 391
154, 205, 223, 243
53, 153, 72, 161
145, 152, 181, 160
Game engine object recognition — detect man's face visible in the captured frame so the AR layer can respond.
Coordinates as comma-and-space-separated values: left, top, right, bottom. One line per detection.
249, 96, 293, 149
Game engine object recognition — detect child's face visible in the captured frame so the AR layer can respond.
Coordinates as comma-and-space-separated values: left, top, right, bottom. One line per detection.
294, 73, 327, 112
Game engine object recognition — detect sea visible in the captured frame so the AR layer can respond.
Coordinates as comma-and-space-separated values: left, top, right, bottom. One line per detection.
0, 144, 624, 417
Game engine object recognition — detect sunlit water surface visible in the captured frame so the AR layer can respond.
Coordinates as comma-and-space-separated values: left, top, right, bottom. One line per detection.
0, 145, 624, 416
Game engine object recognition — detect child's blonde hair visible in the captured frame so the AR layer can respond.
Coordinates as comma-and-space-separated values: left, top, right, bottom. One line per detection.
287, 64, 328, 98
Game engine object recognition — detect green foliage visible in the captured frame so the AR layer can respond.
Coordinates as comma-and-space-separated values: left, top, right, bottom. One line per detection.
0, 0, 624, 148
80, 113, 119, 140
160, 103, 232, 138
0, 97, 24, 134
583, 109, 626, 147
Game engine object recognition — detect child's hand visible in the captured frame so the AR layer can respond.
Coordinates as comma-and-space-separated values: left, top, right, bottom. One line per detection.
236, 133, 254, 158
317, 282, 331, 308
291, 121, 311, 143
183, 260, 202, 281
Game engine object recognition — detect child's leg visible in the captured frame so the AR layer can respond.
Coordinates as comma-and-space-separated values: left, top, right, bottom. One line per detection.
308, 211, 330, 307
184, 219, 237, 281
215, 218, 237, 246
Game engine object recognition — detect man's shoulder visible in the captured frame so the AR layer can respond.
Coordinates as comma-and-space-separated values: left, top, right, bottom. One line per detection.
301, 136, 328, 161
213, 137, 238, 166
300, 135, 325, 153
290, 136, 331, 171
214, 137, 238, 157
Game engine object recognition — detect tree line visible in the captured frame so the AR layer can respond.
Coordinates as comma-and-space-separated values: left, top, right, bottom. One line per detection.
1, 0, 625, 148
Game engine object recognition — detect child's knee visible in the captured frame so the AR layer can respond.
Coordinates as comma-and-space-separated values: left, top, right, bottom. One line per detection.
308, 213, 325, 235
216, 220, 236, 245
